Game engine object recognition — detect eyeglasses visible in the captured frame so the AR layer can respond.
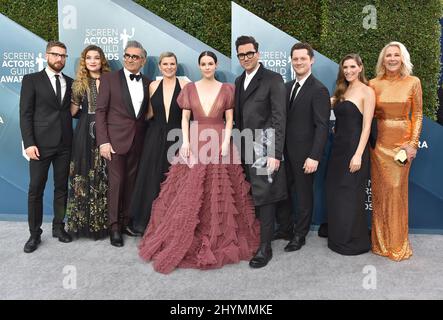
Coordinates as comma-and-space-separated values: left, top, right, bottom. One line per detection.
47, 52, 68, 59
237, 51, 256, 60
124, 53, 143, 61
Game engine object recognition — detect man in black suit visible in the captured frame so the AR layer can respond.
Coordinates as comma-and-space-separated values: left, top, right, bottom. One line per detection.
19, 41, 73, 253
275, 42, 330, 252
234, 36, 287, 268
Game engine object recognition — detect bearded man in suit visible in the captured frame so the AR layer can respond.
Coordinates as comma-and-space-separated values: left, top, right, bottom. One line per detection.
20, 40, 74, 253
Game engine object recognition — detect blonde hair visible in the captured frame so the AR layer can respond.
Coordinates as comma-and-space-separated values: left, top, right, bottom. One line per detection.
158, 51, 177, 65
72, 45, 110, 98
375, 41, 413, 78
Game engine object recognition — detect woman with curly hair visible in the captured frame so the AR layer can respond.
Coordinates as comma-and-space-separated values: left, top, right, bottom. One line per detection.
66, 45, 111, 239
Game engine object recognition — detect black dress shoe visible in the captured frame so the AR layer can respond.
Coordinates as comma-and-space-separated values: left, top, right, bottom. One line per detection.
110, 231, 124, 247
52, 227, 73, 243
122, 225, 143, 237
249, 244, 273, 268
24, 235, 41, 253
284, 235, 306, 252
318, 223, 328, 238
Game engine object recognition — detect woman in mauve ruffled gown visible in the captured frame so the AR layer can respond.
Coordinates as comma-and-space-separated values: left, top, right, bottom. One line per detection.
138, 51, 260, 274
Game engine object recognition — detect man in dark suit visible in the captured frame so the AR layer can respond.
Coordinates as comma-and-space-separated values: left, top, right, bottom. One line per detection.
234, 36, 287, 268
275, 42, 330, 252
95, 40, 151, 247
19, 41, 73, 253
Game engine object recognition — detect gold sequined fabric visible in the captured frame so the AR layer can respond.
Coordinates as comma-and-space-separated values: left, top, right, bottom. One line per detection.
369, 75, 423, 261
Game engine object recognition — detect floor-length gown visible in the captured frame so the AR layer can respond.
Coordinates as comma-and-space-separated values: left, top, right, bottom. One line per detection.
67, 77, 108, 239
129, 79, 182, 232
326, 100, 370, 255
138, 82, 260, 274
369, 75, 423, 261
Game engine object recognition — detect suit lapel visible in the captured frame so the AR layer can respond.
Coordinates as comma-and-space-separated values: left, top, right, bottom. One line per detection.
60, 74, 71, 108
137, 76, 149, 119
292, 74, 313, 107
242, 65, 264, 101
40, 70, 60, 108
119, 69, 136, 118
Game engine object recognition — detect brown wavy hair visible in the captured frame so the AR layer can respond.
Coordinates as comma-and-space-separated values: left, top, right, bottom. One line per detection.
72, 45, 110, 98
332, 53, 368, 107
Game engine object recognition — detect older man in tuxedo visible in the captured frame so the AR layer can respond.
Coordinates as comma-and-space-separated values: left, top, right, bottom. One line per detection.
95, 40, 151, 247
20, 40, 73, 253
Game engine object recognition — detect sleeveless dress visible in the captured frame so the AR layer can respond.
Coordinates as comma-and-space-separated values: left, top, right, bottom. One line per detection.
67, 77, 108, 239
129, 79, 182, 232
138, 82, 260, 274
369, 75, 422, 261
326, 100, 370, 255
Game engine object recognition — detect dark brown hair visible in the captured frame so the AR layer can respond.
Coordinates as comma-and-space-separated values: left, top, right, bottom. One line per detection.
46, 40, 67, 52
332, 53, 368, 107
290, 42, 314, 59
235, 35, 259, 52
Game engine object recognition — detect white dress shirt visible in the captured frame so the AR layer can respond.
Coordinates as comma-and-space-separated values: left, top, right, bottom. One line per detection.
243, 64, 261, 90
290, 71, 311, 100
45, 67, 66, 102
123, 68, 144, 117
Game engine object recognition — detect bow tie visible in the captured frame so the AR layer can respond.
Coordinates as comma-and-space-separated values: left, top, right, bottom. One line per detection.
129, 73, 141, 81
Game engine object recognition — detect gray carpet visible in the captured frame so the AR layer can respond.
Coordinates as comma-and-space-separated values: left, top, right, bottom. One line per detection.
1, 221, 443, 300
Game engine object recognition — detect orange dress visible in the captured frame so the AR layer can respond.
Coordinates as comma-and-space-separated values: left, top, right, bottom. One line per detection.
369, 74, 423, 261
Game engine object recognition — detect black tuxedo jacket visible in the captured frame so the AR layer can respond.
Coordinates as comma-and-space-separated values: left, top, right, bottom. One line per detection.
234, 64, 287, 206
19, 69, 73, 149
285, 74, 330, 164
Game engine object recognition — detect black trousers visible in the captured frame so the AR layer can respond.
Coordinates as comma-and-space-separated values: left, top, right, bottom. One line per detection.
277, 161, 315, 238
28, 145, 71, 236
256, 203, 276, 244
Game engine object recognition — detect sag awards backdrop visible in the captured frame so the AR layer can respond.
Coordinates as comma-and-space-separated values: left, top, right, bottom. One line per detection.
0, 0, 442, 231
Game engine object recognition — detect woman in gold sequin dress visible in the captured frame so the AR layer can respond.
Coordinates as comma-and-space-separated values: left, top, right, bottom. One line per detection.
369, 42, 423, 261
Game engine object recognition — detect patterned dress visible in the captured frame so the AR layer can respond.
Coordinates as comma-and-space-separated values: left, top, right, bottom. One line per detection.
67, 77, 108, 239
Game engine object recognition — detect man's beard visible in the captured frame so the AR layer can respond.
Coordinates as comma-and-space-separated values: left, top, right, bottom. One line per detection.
47, 61, 65, 73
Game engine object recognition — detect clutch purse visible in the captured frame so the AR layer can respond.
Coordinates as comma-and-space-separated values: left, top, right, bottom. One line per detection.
394, 149, 408, 166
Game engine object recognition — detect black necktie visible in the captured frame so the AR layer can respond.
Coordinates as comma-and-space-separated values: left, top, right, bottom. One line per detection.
129, 73, 141, 81
55, 74, 62, 105
289, 82, 300, 107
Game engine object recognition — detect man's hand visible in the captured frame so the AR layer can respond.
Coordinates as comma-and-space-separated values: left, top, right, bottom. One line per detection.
303, 157, 318, 174
25, 146, 40, 160
100, 143, 115, 161
267, 157, 280, 173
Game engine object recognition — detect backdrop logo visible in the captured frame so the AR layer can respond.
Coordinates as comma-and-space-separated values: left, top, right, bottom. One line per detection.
1, 51, 45, 83
83, 27, 135, 61
365, 179, 372, 212
418, 140, 428, 149
259, 51, 291, 81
